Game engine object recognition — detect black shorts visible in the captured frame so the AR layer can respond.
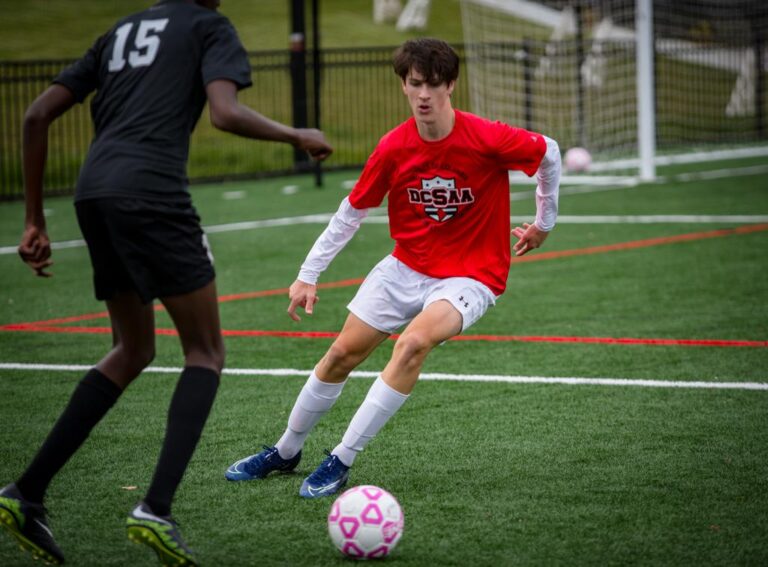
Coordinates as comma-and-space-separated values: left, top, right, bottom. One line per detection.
75, 198, 215, 304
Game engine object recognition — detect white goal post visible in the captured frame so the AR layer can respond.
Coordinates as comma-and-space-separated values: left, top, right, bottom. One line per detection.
460, 0, 768, 183
635, 0, 655, 181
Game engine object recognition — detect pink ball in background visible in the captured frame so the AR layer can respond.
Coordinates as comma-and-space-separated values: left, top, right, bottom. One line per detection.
564, 146, 592, 172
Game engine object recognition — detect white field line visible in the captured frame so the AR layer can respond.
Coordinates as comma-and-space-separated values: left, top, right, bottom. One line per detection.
542, 214, 768, 224
595, 147, 768, 172
2, 161, 766, 256
0, 238, 88, 255
1, 363, 766, 391
673, 165, 768, 182
2, 213, 766, 256
509, 163, 768, 189
1, 213, 765, 255
1, 213, 765, 256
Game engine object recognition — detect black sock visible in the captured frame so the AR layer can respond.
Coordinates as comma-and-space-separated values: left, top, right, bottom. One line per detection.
144, 366, 220, 517
16, 368, 122, 504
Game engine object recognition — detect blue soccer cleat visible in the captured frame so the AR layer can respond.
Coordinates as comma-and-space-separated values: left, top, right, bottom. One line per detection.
224, 446, 301, 481
299, 452, 350, 499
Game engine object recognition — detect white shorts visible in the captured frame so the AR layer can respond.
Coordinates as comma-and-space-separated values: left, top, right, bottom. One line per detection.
347, 255, 496, 334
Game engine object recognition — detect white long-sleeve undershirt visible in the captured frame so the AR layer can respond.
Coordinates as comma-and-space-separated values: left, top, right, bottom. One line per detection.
533, 135, 561, 232
297, 196, 368, 285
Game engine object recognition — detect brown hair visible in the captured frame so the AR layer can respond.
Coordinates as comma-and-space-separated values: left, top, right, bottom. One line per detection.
393, 38, 459, 86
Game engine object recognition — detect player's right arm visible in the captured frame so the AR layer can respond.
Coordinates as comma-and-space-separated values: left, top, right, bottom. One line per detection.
287, 197, 368, 321
19, 84, 77, 277
287, 139, 391, 321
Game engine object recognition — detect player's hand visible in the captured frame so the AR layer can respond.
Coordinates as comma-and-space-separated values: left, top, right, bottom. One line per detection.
18, 224, 53, 277
512, 222, 549, 257
287, 279, 319, 321
295, 128, 333, 161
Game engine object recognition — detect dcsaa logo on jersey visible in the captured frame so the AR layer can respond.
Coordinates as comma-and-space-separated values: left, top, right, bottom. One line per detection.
407, 176, 474, 222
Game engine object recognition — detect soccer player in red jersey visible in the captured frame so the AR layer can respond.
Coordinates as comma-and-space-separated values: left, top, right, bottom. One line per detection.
225, 38, 561, 498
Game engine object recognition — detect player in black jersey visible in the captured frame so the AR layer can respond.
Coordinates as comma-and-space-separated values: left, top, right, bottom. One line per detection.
0, 1, 332, 565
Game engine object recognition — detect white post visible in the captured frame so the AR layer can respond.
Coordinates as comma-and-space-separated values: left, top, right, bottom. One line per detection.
636, 0, 656, 181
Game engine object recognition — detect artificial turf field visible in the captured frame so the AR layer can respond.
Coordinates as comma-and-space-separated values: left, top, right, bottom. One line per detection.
0, 160, 766, 565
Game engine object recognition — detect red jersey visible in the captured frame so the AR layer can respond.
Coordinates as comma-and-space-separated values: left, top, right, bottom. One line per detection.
348, 110, 546, 296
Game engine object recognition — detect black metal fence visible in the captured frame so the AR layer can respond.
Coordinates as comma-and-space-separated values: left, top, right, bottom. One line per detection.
0, 46, 470, 200
0, 40, 765, 199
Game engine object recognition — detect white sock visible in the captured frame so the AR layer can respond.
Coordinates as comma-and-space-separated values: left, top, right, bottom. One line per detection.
332, 376, 409, 467
275, 371, 346, 459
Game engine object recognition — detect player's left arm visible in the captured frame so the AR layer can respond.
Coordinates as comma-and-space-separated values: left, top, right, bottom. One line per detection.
206, 79, 332, 160
19, 84, 77, 276
512, 135, 561, 256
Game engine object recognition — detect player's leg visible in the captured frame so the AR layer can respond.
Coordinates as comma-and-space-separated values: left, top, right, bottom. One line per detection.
298, 257, 432, 497
2, 291, 155, 565
142, 281, 223, 516
16, 291, 154, 502
106, 199, 218, 566
277, 314, 389, 454
2, 196, 159, 565
315, 312, 392, 382
376, 276, 494, 395
99, 290, 158, 386
126, 281, 221, 567
337, 300, 462, 456
225, 314, 388, 482
226, 257, 408, 484
298, 303, 459, 498
380, 299, 463, 392
301, 277, 495, 498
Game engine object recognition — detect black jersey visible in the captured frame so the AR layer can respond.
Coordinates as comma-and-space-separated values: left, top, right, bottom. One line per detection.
54, 0, 252, 203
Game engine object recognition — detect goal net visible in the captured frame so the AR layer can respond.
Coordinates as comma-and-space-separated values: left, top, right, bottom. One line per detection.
460, 0, 768, 182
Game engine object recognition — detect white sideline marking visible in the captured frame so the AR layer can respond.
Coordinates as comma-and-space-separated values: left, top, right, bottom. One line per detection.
2, 157, 767, 256
1, 363, 766, 391
0, 238, 86, 255
674, 165, 768, 182
2, 213, 766, 255
509, 162, 768, 189
542, 215, 768, 224
598, 147, 768, 171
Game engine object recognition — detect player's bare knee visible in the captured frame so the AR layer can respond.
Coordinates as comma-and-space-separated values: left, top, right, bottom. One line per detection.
323, 341, 364, 375
115, 342, 155, 372
393, 333, 432, 363
185, 341, 225, 373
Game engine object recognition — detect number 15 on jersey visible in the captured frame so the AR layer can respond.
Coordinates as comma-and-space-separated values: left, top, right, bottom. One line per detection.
108, 19, 169, 72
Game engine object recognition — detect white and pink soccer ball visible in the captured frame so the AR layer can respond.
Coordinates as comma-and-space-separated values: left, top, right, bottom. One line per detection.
327, 485, 404, 559
564, 146, 592, 173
